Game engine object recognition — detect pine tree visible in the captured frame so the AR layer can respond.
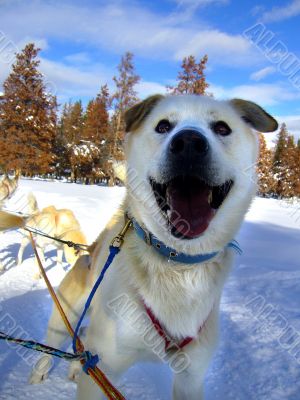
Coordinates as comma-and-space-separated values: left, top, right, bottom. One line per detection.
273, 123, 298, 197
295, 142, 300, 196
286, 135, 300, 198
53, 103, 71, 179
80, 85, 112, 182
111, 52, 140, 160
82, 85, 110, 146
0, 43, 57, 175
257, 133, 276, 196
62, 100, 84, 145
168, 55, 209, 95
56, 100, 84, 182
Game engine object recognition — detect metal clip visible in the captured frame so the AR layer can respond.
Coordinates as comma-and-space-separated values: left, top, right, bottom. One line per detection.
144, 230, 152, 246
110, 215, 133, 248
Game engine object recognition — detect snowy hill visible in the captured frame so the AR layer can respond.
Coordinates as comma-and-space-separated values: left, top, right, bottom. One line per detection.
0, 180, 299, 400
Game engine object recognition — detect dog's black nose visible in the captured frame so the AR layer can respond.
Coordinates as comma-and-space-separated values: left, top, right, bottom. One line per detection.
169, 129, 209, 157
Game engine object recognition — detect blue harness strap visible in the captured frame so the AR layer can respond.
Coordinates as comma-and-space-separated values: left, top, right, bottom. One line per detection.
72, 215, 242, 360
227, 239, 243, 255
132, 218, 242, 264
72, 216, 133, 357
72, 245, 121, 354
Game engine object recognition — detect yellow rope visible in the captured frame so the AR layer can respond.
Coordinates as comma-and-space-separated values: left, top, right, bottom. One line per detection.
29, 232, 126, 400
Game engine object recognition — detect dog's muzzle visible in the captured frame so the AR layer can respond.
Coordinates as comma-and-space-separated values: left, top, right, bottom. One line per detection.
149, 128, 233, 239
167, 128, 210, 177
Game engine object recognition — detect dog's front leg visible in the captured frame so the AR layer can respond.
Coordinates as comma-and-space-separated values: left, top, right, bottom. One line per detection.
33, 246, 46, 279
76, 365, 124, 400
76, 337, 135, 400
172, 315, 219, 400
17, 236, 28, 266
77, 371, 105, 400
56, 248, 64, 271
173, 369, 204, 400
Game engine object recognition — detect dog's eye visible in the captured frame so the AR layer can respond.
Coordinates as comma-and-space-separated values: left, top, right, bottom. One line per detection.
211, 121, 232, 136
155, 119, 172, 134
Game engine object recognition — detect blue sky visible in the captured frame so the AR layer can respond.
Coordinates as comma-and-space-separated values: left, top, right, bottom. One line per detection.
0, 0, 300, 142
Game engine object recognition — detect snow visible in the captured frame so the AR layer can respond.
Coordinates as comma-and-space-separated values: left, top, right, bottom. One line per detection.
69, 142, 100, 157
0, 180, 300, 400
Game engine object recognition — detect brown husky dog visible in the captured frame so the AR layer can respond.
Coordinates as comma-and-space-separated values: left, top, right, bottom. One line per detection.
0, 194, 87, 276
0, 170, 20, 206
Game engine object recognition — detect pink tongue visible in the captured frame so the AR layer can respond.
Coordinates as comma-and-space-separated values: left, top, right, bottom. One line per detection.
167, 181, 215, 238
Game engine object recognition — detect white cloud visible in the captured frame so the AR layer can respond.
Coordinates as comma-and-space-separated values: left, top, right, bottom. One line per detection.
174, 0, 228, 5
39, 58, 111, 97
168, 0, 229, 23
261, 0, 300, 23
0, 0, 289, 107
250, 66, 276, 81
171, 0, 229, 17
263, 115, 300, 147
0, 0, 269, 110
251, 5, 265, 16
64, 52, 91, 64
136, 81, 167, 98
0, 0, 260, 67
0, 36, 49, 82
39, 62, 166, 103
210, 82, 300, 106
16, 37, 49, 52
175, 29, 256, 65
279, 115, 300, 132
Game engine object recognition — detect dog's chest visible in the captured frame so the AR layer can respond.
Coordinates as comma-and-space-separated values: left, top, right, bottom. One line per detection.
113, 248, 232, 339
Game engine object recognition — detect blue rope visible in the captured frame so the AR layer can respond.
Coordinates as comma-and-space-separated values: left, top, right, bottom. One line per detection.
228, 240, 243, 255
0, 229, 242, 378
72, 245, 121, 354
0, 244, 121, 377
0, 331, 99, 373
82, 351, 99, 375
0, 331, 92, 364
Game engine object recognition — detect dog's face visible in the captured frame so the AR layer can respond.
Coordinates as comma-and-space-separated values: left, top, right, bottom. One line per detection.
124, 95, 277, 253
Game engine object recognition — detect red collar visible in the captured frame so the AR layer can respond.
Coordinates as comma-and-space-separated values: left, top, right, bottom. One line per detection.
143, 302, 209, 351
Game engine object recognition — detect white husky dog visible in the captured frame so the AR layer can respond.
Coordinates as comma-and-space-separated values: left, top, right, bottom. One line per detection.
27, 94, 277, 399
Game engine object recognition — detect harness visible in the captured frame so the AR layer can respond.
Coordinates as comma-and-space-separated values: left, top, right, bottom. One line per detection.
132, 217, 242, 263
143, 301, 210, 351
0, 213, 242, 399
23, 225, 89, 252
72, 215, 241, 354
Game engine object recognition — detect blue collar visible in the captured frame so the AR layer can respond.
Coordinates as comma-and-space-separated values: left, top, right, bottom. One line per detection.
131, 218, 242, 264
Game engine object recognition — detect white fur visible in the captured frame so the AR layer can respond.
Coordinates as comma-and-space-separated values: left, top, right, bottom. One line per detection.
31, 95, 266, 399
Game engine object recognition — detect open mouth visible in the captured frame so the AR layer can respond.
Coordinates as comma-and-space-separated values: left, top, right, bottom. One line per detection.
150, 176, 233, 239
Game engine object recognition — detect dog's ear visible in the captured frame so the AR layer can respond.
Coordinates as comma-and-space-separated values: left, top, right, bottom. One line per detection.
230, 99, 278, 132
124, 94, 164, 133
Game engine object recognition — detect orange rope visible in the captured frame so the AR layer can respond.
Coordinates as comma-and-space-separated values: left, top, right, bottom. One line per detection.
29, 232, 126, 400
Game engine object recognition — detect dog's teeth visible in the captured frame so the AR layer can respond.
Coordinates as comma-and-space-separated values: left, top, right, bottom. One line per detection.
208, 190, 213, 205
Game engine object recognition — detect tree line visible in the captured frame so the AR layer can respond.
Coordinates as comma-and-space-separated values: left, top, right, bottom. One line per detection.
0, 44, 142, 184
258, 125, 300, 198
0, 43, 299, 197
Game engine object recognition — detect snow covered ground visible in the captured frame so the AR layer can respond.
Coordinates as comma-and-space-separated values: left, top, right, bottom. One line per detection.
0, 179, 300, 400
